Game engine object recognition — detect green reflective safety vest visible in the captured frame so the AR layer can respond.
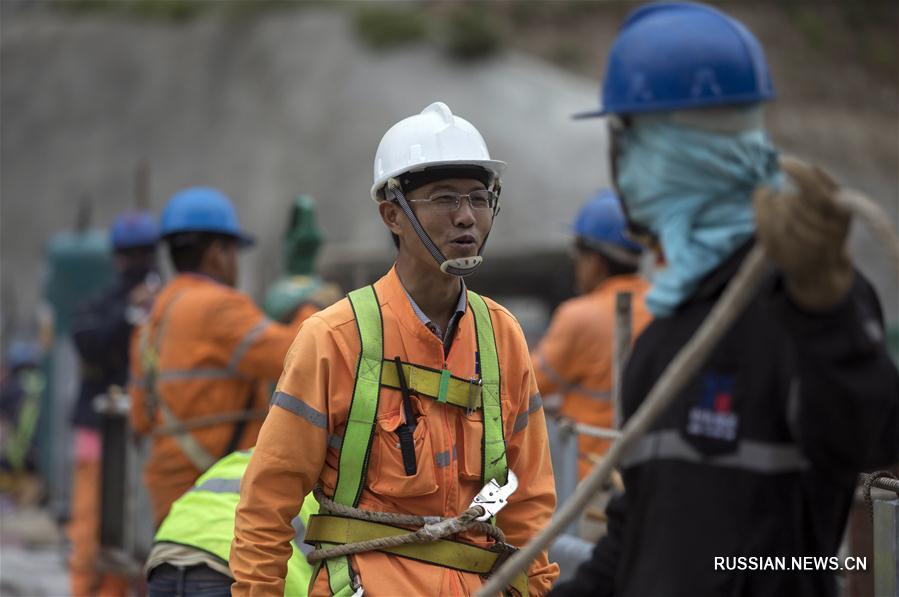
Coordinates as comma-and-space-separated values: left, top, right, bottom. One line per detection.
3, 369, 44, 472
155, 449, 319, 596
321, 286, 507, 596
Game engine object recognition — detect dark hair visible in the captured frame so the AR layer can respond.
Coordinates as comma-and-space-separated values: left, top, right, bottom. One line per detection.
114, 245, 156, 260
166, 232, 230, 272
603, 254, 639, 276
575, 238, 639, 276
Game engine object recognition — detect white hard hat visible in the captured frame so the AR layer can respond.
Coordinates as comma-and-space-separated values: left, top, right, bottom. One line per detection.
370, 102, 506, 202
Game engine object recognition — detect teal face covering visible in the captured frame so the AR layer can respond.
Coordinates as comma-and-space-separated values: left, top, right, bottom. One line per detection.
616, 118, 782, 316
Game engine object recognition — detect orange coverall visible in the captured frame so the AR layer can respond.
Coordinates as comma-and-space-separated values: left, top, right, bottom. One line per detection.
129, 273, 305, 525
230, 267, 559, 596
532, 274, 651, 479
69, 431, 130, 596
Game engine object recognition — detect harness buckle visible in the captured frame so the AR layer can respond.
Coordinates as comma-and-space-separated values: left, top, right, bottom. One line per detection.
466, 378, 483, 415
469, 469, 518, 521
486, 541, 518, 575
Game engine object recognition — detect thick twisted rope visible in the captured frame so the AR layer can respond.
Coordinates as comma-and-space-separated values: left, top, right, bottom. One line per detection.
480, 188, 899, 596
861, 471, 899, 521
307, 486, 509, 564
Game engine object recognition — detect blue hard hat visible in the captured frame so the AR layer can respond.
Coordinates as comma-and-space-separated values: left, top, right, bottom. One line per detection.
6, 340, 41, 370
576, 2, 775, 118
109, 210, 158, 250
160, 186, 254, 246
571, 190, 643, 254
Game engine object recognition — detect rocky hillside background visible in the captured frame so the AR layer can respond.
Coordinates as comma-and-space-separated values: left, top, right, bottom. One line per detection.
2, 1, 896, 335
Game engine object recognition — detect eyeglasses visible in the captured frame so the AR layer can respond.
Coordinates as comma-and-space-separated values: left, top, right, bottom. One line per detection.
407, 189, 499, 214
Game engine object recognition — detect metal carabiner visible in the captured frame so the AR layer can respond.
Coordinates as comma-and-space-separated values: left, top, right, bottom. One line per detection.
469, 469, 519, 521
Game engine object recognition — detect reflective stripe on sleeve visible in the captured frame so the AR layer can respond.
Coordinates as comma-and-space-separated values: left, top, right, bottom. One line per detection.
513, 392, 544, 434
158, 368, 239, 382
191, 477, 242, 494
228, 319, 272, 370
328, 433, 343, 450
292, 515, 313, 556
271, 391, 327, 429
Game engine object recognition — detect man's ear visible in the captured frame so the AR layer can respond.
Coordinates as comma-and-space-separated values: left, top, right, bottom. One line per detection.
202, 238, 223, 271
379, 201, 404, 236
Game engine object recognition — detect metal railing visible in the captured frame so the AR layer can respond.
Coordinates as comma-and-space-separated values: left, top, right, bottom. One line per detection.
863, 473, 899, 597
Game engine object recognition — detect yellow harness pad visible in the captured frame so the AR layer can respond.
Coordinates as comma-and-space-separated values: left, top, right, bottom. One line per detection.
305, 515, 529, 596
380, 360, 483, 411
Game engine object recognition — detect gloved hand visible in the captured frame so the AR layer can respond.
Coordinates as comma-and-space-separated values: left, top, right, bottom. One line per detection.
753, 155, 853, 312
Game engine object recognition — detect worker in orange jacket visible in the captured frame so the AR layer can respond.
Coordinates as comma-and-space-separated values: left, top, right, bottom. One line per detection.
231, 102, 559, 596
129, 187, 307, 526
532, 191, 651, 480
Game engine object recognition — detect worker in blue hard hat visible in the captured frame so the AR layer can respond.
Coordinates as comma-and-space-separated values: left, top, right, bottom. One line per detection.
68, 210, 159, 596
553, 3, 899, 596
127, 188, 308, 549
532, 190, 651, 480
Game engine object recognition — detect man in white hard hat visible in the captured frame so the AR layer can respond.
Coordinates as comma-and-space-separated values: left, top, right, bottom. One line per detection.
231, 102, 559, 596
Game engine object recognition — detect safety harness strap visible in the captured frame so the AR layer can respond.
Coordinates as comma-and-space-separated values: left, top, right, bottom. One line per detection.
141, 291, 218, 472
335, 286, 384, 506
327, 286, 384, 595
380, 360, 483, 410
325, 286, 512, 596
307, 515, 529, 596
468, 291, 507, 488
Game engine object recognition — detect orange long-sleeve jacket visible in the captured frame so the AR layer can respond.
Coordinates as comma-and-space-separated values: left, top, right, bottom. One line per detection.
532, 274, 651, 479
129, 273, 304, 524
231, 267, 559, 596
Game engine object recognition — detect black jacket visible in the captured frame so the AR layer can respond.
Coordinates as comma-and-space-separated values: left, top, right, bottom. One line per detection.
70, 271, 147, 429
551, 244, 899, 597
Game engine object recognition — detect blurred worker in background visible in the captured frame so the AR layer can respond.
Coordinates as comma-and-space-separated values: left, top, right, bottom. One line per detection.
146, 449, 318, 597
69, 210, 159, 596
0, 339, 45, 492
231, 102, 559, 595
552, 3, 899, 596
128, 187, 310, 527
263, 275, 342, 327
532, 190, 650, 479
262, 194, 343, 327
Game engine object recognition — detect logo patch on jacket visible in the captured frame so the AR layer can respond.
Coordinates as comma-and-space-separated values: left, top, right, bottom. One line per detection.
687, 373, 738, 442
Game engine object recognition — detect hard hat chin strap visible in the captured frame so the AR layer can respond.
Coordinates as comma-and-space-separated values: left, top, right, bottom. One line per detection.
386, 180, 485, 277
440, 256, 482, 276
